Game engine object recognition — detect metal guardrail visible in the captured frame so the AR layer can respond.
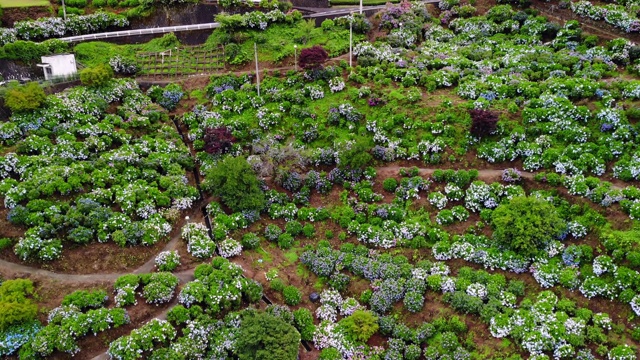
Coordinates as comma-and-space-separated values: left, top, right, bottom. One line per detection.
56, 0, 440, 43
58, 22, 221, 43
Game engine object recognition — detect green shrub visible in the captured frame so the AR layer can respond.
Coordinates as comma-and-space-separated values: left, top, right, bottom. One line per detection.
338, 310, 379, 343
0, 238, 13, 251
167, 305, 191, 325
80, 64, 114, 87
270, 278, 285, 292
61, 289, 108, 310
382, 178, 398, 192
202, 156, 265, 212
0, 279, 38, 331
285, 220, 303, 236
114, 274, 140, 289
277, 233, 294, 249
302, 223, 315, 237
293, 308, 315, 341
236, 311, 300, 360
491, 196, 565, 258
241, 232, 261, 249
320, 348, 341, 360
4, 82, 46, 113
58, 6, 84, 16
282, 285, 302, 305
244, 279, 263, 303
92, 0, 107, 6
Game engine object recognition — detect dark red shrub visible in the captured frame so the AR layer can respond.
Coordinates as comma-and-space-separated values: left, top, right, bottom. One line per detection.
204, 127, 236, 155
299, 45, 329, 70
469, 109, 499, 138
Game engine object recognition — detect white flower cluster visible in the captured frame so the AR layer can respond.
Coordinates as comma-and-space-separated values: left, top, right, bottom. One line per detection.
466, 283, 487, 300
217, 238, 242, 258
305, 85, 325, 100
630, 295, 640, 316
181, 223, 215, 259
428, 191, 448, 209
329, 77, 346, 93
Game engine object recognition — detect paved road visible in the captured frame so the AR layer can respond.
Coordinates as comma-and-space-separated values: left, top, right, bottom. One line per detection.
56, 0, 440, 43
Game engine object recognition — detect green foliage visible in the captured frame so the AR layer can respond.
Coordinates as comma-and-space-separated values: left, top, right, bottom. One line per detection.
80, 64, 114, 87
167, 305, 191, 325
338, 139, 372, 170
0, 39, 68, 62
0, 279, 38, 331
338, 310, 379, 343
277, 233, 295, 249
241, 232, 261, 249
61, 289, 108, 310
202, 156, 265, 212
3, 82, 46, 113
270, 278, 285, 292
283, 285, 302, 305
235, 311, 301, 360
491, 196, 566, 258
0, 238, 13, 251
293, 308, 315, 341
382, 178, 398, 192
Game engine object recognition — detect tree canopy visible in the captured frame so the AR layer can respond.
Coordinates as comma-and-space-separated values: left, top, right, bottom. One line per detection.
235, 311, 301, 360
202, 156, 266, 212
491, 196, 566, 258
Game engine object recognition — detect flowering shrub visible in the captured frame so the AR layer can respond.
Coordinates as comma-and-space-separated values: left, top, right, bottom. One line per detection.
329, 77, 346, 93
502, 168, 522, 183
182, 223, 215, 259
428, 191, 448, 209
142, 272, 179, 305
109, 56, 137, 75
154, 251, 180, 272
108, 319, 176, 360
0, 321, 41, 356
12, 12, 128, 42
218, 237, 242, 258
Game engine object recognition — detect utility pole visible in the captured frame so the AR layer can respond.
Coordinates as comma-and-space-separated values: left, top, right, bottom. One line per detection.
349, 14, 353, 71
61, 0, 67, 20
254, 43, 260, 97
294, 44, 297, 72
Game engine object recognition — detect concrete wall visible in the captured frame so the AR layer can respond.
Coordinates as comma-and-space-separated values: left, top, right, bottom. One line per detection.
41, 54, 77, 80
291, 0, 329, 8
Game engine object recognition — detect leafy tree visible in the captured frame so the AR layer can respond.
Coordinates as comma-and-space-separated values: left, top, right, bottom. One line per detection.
235, 311, 300, 360
4, 82, 47, 113
469, 109, 498, 138
338, 309, 379, 343
0, 279, 38, 331
299, 45, 328, 70
202, 156, 265, 212
491, 196, 566, 258
338, 140, 372, 170
203, 127, 236, 155
80, 63, 113, 87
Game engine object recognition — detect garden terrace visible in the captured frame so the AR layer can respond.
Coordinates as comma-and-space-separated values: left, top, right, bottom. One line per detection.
2, 1, 640, 360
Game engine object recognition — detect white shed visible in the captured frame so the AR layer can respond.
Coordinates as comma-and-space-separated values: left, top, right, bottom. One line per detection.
38, 54, 78, 81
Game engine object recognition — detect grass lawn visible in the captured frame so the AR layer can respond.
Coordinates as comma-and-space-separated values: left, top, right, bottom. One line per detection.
0, 0, 49, 7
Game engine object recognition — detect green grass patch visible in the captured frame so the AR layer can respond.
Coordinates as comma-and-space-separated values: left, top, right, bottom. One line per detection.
313, 278, 326, 291
0, 0, 49, 7
283, 249, 299, 265
296, 264, 310, 280
255, 247, 274, 264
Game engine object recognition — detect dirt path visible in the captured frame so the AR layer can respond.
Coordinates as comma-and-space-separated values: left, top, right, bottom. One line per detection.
0, 166, 530, 283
